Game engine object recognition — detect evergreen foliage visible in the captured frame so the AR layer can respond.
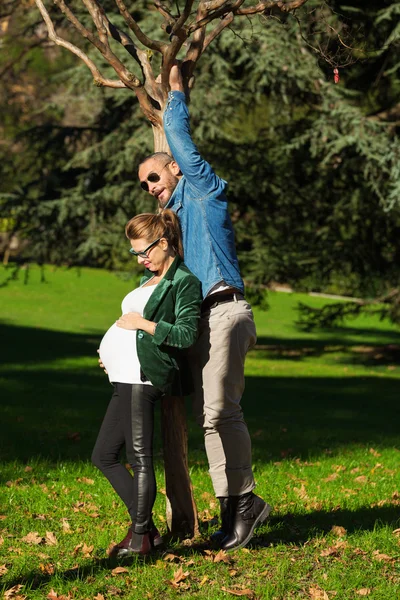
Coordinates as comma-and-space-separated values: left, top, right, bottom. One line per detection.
0, 1, 399, 314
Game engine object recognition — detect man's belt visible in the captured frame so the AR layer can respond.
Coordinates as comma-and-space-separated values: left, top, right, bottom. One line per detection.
201, 289, 244, 313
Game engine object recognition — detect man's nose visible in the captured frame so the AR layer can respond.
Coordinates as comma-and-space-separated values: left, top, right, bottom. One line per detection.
148, 181, 157, 195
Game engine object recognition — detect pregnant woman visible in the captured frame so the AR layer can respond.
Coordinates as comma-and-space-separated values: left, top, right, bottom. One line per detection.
93, 209, 201, 557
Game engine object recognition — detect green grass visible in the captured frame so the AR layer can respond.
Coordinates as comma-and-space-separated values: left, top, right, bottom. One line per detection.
1, 264, 400, 599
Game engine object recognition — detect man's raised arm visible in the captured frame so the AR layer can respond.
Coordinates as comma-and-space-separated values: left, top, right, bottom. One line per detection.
163, 65, 226, 195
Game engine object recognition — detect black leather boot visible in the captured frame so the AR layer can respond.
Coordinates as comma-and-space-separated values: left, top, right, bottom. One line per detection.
220, 492, 271, 552
210, 497, 231, 544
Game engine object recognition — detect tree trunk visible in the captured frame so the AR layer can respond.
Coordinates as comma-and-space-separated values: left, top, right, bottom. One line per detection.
152, 123, 170, 154
161, 396, 199, 537
154, 117, 199, 538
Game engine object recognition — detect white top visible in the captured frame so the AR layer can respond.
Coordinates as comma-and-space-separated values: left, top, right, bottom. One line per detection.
207, 281, 231, 296
99, 281, 157, 385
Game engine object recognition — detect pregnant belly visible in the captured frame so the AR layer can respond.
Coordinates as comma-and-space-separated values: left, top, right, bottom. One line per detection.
99, 323, 136, 373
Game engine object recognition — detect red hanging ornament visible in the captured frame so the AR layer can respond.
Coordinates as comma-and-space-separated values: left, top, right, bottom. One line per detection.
333, 68, 340, 84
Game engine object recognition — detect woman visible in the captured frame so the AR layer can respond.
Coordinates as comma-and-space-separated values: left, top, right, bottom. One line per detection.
92, 209, 202, 557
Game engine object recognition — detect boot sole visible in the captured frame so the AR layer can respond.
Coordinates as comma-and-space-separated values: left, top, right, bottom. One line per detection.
225, 502, 272, 553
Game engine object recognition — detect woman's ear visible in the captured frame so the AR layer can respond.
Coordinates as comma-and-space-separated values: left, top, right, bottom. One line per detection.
160, 237, 169, 252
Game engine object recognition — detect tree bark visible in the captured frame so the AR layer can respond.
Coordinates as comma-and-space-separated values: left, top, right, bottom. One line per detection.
154, 107, 199, 538
152, 123, 170, 154
161, 395, 199, 537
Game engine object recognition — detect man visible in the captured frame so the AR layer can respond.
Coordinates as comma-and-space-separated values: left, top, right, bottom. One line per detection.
138, 66, 271, 551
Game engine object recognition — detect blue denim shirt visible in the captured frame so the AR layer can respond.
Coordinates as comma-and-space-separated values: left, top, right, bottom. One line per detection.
164, 91, 244, 298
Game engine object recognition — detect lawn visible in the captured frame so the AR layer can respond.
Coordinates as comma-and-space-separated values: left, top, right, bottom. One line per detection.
1, 264, 400, 600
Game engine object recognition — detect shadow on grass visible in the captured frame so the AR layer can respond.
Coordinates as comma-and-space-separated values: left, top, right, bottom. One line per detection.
254, 332, 400, 366
1, 322, 400, 469
2, 505, 400, 592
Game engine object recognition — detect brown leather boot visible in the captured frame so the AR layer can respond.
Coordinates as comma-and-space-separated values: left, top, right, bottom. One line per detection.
117, 531, 152, 557
109, 527, 132, 557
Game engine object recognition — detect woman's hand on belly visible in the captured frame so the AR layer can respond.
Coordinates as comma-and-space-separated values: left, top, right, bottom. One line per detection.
116, 313, 157, 336
116, 312, 144, 330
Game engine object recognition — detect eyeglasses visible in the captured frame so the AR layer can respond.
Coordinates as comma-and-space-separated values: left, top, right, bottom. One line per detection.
140, 162, 171, 192
129, 237, 161, 258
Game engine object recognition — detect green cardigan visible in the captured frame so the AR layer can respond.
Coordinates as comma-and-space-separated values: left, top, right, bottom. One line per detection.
136, 255, 202, 394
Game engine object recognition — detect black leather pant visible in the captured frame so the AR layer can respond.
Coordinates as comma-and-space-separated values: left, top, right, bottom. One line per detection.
92, 383, 163, 534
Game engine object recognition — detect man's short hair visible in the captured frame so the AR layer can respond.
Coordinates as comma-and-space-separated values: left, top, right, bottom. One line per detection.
138, 152, 173, 169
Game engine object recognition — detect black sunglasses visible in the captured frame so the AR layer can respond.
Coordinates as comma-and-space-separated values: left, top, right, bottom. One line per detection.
129, 237, 161, 258
140, 162, 171, 192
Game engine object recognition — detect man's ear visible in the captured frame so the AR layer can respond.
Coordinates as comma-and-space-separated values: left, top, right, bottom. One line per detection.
169, 161, 182, 177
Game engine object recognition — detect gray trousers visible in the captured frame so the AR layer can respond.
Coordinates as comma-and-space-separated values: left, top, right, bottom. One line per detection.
190, 297, 257, 497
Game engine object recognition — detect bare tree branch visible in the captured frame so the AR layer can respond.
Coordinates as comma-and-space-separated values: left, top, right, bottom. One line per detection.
201, 0, 231, 10
33, 0, 127, 88
203, 11, 234, 51
172, 0, 195, 35
114, 0, 166, 52
188, 0, 245, 33
154, 1, 176, 28
236, 0, 309, 16
53, 0, 143, 88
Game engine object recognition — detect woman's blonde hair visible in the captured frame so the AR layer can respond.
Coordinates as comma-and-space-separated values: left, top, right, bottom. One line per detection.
125, 209, 184, 259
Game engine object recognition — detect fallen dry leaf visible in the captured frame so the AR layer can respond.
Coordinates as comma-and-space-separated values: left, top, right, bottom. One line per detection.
214, 549, 231, 564
72, 542, 83, 555
0, 536, 4, 546
309, 587, 330, 600
77, 477, 94, 485
199, 575, 209, 586
6, 479, 23, 488
61, 519, 71, 533
163, 553, 183, 562
21, 532, 44, 545
47, 590, 71, 600
45, 532, 58, 546
39, 563, 55, 575
0, 516, 7, 520
356, 589, 371, 597
38, 552, 50, 560
372, 550, 393, 563
220, 586, 255, 598
169, 565, 190, 587
4, 585, 24, 599
392, 528, 400, 537
354, 476, 368, 484
106, 585, 123, 596
93, 594, 105, 600
111, 566, 129, 576
0, 564, 9, 576
323, 473, 339, 482
24, 466, 33, 473
82, 543, 94, 557
331, 526, 347, 537
369, 448, 381, 457
320, 541, 348, 557
294, 483, 309, 500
